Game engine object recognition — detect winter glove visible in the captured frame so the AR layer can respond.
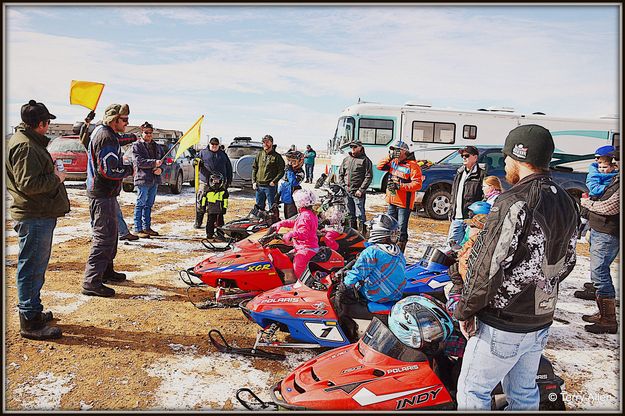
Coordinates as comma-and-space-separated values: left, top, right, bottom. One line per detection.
252, 182, 257, 190
282, 232, 293, 244
387, 180, 400, 192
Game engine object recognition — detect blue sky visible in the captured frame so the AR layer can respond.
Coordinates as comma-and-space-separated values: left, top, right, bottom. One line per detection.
4, 4, 620, 149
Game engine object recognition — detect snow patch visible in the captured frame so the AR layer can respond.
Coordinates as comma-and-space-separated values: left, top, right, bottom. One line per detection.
12, 371, 75, 410
44, 291, 90, 315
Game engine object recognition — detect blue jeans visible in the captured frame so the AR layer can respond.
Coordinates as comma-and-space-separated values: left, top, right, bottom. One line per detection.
457, 321, 549, 410
347, 194, 366, 223
14, 218, 57, 319
447, 219, 467, 247
387, 204, 410, 242
134, 184, 158, 232
255, 185, 277, 211
305, 164, 314, 182
589, 229, 620, 298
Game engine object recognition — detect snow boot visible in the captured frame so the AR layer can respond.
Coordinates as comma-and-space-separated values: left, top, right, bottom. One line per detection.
102, 265, 127, 283
82, 283, 115, 298
584, 282, 595, 291
41, 311, 54, 323
398, 240, 407, 253
574, 285, 596, 300
585, 297, 618, 334
19, 312, 62, 340
582, 296, 602, 324
194, 212, 205, 229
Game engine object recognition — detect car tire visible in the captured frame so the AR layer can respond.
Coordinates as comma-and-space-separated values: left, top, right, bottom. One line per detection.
425, 188, 452, 220
123, 183, 135, 192
170, 171, 183, 194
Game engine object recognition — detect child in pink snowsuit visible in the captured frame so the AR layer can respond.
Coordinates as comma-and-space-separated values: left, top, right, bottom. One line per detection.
272, 189, 319, 278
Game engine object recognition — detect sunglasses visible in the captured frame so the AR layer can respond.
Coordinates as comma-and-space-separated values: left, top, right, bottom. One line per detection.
119, 117, 129, 122
461, 154, 472, 159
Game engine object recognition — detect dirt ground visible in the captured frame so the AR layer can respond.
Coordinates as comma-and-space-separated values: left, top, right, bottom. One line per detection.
3, 182, 612, 411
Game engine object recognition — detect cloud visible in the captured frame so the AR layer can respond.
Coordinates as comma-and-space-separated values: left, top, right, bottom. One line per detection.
120, 8, 152, 25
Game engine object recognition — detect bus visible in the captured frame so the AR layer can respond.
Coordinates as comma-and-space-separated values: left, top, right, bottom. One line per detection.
327, 102, 620, 191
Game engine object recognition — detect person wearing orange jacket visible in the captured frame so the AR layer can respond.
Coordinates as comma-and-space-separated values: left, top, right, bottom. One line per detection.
377, 141, 423, 252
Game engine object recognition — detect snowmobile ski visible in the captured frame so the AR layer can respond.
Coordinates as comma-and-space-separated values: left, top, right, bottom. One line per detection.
208, 329, 285, 361
236, 388, 278, 411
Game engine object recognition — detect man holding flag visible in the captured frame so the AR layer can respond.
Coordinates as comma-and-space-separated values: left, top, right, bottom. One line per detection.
377, 140, 423, 253
82, 104, 134, 298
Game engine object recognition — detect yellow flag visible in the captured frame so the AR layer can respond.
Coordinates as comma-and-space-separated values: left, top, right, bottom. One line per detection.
69, 80, 105, 110
174, 115, 204, 160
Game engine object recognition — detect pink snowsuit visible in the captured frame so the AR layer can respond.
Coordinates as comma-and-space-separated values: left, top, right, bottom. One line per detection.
274, 207, 319, 278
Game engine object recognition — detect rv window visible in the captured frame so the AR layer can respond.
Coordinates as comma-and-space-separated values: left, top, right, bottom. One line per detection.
463, 125, 477, 140
412, 121, 455, 144
335, 117, 355, 148
358, 118, 393, 145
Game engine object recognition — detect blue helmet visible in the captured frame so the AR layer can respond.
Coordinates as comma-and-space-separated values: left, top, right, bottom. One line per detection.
388, 295, 454, 352
468, 201, 491, 215
594, 145, 615, 158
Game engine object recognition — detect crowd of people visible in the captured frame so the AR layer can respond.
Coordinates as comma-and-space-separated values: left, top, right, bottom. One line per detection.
6, 99, 620, 410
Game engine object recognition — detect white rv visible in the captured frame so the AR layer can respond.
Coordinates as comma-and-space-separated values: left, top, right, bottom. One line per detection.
327, 102, 619, 190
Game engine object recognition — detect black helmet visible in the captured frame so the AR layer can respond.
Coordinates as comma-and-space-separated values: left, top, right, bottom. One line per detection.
209, 172, 224, 189
367, 213, 400, 244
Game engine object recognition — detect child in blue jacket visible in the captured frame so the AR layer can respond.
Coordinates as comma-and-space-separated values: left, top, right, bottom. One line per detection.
278, 150, 304, 219
332, 213, 406, 342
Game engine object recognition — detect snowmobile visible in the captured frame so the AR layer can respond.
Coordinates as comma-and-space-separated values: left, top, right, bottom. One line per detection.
179, 230, 346, 309
215, 202, 281, 244
235, 317, 566, 411
209, 246, 454, 358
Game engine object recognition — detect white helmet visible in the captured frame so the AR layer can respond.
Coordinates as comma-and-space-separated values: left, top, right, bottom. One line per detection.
321, 205, 347, 227
292, 188, 318, 209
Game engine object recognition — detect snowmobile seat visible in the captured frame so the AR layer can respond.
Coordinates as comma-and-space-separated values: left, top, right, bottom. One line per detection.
367, 300, 394, 315
310, 246, 332, 263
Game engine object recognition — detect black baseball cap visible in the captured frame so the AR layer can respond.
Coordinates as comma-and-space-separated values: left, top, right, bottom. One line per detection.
209, 137, 220, 145
458, 145, 479, 156
21, 99, 56, 126
502, 124, 554, 169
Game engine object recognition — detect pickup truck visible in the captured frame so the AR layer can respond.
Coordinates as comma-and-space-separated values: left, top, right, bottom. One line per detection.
415, 146, 591, 220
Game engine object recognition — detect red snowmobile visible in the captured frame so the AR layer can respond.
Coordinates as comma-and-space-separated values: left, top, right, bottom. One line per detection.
179, 231, 345, 308
236, 317, 566, 411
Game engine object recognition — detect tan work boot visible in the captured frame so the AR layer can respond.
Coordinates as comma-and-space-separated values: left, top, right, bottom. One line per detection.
582, 296, 603, 324
585, 297, 618, 334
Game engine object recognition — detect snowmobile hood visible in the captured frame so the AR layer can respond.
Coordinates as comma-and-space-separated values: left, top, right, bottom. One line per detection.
194, 238, 269, 273
275, 318, 453, 410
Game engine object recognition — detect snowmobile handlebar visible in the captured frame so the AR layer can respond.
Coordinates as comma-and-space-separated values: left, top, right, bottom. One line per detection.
331, 259, 356, 283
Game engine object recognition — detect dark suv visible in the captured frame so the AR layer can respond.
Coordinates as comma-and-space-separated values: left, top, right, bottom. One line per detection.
415, 146, 591, 220
226, 136, 263, 188
122, 139, 196, 194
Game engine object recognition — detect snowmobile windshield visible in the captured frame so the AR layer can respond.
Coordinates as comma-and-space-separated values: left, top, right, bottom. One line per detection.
299, 264, 330, 291
360, 318, 428, 363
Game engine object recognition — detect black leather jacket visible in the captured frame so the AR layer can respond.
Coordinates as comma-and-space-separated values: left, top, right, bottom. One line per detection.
454, 173, 579, 333
449, 164, 486, 220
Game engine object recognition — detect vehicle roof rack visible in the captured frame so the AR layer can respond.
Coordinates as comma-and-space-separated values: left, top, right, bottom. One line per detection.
532, 112, 546, 115
486, 107, 515, 113
233, 137, 252, 141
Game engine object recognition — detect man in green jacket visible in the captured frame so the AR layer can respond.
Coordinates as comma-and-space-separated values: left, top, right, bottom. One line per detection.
252, 134, 285, 211
6, 100, 70, 340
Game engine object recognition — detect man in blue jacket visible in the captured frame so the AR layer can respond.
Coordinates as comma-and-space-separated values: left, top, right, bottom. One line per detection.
132, 122, 164, 238
82, 104, 134, 297
194, 137, 233, 230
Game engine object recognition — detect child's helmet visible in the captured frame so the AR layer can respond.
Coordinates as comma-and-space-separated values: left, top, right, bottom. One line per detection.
209, 172, 224, 189
468, 201, 491, 216
293, 188, 317, 209
388, 295, 454, 353
286, 150, 305, 170
367, 213, 400, 244
321, 205, 347, 227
